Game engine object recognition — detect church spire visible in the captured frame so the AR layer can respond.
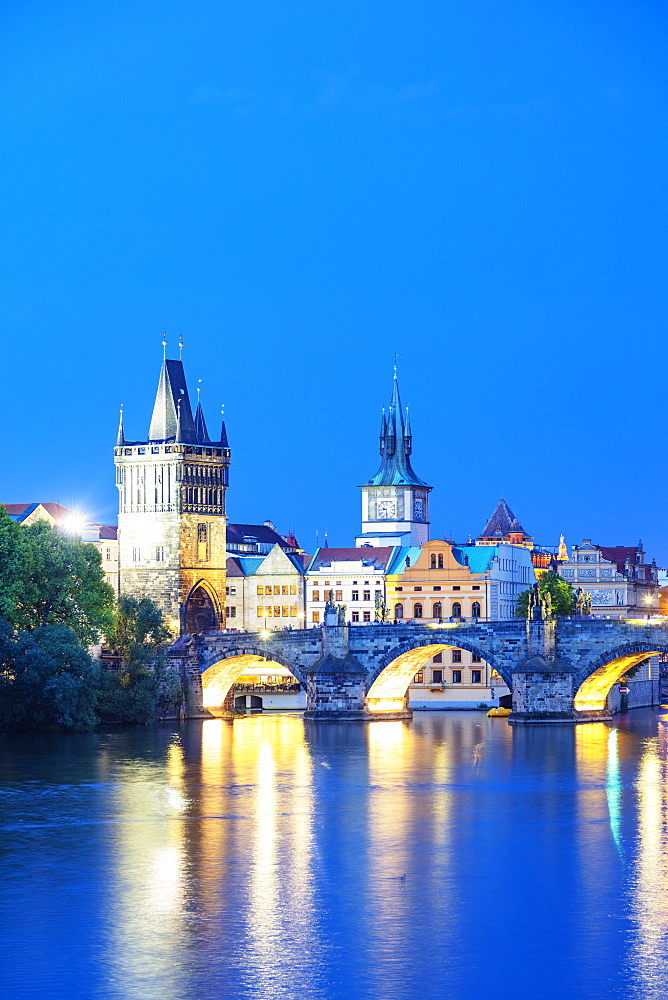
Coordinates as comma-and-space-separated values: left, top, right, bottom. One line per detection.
148, 354, 197, 443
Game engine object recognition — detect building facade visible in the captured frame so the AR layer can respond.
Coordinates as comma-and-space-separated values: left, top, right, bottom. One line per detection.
356, 372, 431, 547
306, 547, 395, 625
114, 354, 230, 633
559, 539, 660, 617
226, 542, 306, 630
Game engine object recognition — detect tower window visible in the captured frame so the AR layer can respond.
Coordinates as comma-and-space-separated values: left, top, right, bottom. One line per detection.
132, 547, 141, 562
156, 546, 166, 561
197, 523, 209, 562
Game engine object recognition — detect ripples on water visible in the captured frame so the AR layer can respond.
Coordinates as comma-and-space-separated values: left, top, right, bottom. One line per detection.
1, 710, 668, 1000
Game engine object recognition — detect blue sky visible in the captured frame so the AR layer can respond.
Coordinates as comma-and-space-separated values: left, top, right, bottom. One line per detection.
1, 1, 667, 560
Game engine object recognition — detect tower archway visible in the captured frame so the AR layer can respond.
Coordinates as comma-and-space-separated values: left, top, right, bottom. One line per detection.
185, 580, 222, 633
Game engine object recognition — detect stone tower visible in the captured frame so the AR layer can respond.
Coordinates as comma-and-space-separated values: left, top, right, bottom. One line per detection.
114, 352, 230, 634
355, 371, 431, 547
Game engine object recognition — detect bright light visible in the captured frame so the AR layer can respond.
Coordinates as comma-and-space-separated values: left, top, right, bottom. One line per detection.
260, 629, 271, 639
61, 514, 88, 536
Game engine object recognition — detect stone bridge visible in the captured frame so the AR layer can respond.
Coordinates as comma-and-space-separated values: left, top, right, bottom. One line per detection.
169, 617, 668, 723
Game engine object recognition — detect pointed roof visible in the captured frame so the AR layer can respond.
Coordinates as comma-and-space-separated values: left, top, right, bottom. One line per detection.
194, 402, 210, 443
116, 407, 124, 447
148, 359, 196, 443
361, 374, 430, 488
479, 498, 528, 539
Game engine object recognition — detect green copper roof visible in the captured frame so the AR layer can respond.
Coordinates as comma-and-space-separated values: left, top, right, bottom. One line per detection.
361, 375, 431, 488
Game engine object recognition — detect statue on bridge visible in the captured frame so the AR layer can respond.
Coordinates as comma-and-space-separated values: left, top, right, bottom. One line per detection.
572, 587, 592, 617
324, 595, 346, 626
528, 581, 553, 620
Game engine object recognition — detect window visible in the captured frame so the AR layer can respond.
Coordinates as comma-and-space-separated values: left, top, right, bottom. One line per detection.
273, 586, 280, 595
432, 669, 443, 683
394, 603, 404, 619
156, 546, 166, 561
290, 585, 297, 595
472, 653, 482, 664
225, 607, 236, 618
453, 586, 461, 591
257, 607, 265, 617
106, 548, 112, 561
282, 606, 289, 617
363, 590, 370, 601
414, 670, 424, 683
282, 585, 288, 595
274, 606, 280, 617
433, 602, 442, 618
363, 611, 371, 622
472, 601, 481, 618
265, 607, 273, 617
432, 652, 442, 663
257, 586, 264, 595
352, 611, 360, 622
431, 554, 437, 569
438, 554, 444, 569
197, 523, 209, 561
452, 670, 462, 684
352, 591, 359, 601
414, 603, 423, 618
324, 590, 333, 601
433, 585, 441, 591
336, 590, 343, 601
452, 649, 462, 663
312, 612, 320, 623
313, 590, 320, 602
414, 586, 422, 591
472, 585, 480, 590
290, 607, 297, 617
452, 602, 462, 618
132, 547, 141, 562
396, 587, 403, 592
226, 586, 236, 595
471, 670, 482, 684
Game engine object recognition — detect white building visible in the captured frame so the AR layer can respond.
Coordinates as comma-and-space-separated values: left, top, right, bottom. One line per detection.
305, 547, 396, 625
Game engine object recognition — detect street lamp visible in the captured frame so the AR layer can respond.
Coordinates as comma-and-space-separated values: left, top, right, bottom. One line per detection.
644, 593, 655, 620
297, 611, 305, 630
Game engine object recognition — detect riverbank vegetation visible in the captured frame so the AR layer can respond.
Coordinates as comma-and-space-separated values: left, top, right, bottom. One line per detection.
0, 507, 178, 732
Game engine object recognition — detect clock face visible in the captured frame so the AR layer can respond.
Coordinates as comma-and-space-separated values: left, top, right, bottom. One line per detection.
415, 499, 423, 519
377, 500, 396, 520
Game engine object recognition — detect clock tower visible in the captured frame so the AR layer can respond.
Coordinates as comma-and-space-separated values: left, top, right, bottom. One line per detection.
355, 371, 431, 547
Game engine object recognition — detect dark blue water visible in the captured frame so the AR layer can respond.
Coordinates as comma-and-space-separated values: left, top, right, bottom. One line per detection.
1, 710, 667, 1000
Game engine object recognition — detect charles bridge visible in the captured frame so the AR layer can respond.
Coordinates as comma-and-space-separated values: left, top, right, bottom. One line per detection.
169, 617, 668, 723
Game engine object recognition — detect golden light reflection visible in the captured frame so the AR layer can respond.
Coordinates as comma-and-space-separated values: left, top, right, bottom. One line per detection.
573, 653, 658, 713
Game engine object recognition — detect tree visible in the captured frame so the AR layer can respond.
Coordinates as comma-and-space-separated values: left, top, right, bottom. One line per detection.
3, 519, 115, 645
99, 595, 178, 725
0, 622, 101, 732
515, 572, 575, 618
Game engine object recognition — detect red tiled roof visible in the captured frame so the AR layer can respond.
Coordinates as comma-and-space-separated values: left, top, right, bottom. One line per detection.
310, 547, 395, 571
599, 546, 640, 574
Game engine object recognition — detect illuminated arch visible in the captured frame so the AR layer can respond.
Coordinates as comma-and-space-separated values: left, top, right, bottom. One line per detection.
573, 642, 668, 714
364, 634, 503, 715
199, 646, 306, 710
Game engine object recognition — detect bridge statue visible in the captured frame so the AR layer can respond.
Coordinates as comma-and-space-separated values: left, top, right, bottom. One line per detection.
169, 615, 668, 725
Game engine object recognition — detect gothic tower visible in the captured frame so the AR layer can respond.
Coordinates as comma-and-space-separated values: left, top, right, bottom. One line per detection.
355, 371, 431, 547
114, 349, 230, 634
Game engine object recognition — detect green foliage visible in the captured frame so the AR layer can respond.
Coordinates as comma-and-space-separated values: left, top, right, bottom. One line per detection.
515, 572, 575, 618
0, 510, 115, 645
0, 622, 101, 732
100, 595, 179, 725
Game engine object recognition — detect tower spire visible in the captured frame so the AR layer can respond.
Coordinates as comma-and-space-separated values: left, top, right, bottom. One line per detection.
175, 398, 183, 443
194, 380, 211, 443
116, 405, 125, 447
219, 403, 229, 447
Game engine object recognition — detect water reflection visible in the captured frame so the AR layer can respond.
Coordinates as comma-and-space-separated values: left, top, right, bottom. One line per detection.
6, 711, 668, 999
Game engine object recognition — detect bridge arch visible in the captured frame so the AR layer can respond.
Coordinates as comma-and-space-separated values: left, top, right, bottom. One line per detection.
364, 634, 505, 715
573, 641, 667, 714
199, 646, 307, 710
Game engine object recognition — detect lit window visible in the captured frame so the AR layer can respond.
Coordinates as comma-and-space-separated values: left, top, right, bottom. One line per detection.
335, 590, 343, 601
312, 611, 320, 623
282, 585, 289, 595
313, 590, 320, 602
274, 606, 280, 617
414, 670, 424, 684
290, 607, 297, 617
363, 611, 371, 622
257, 586, 264, 595
452, 670, 462, 684
363, 590, 370, 601
273, 586, 280, 596
257, 607, 265, 617
290, 585, 297, 595
282, 606, 289, 617
266, 607, 273, 617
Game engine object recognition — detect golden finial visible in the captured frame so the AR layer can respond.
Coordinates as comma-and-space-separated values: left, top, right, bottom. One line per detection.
179, 334, 184, 360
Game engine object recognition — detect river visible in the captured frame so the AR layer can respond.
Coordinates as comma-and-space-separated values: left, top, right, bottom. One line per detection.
1, 709, 668, 1000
